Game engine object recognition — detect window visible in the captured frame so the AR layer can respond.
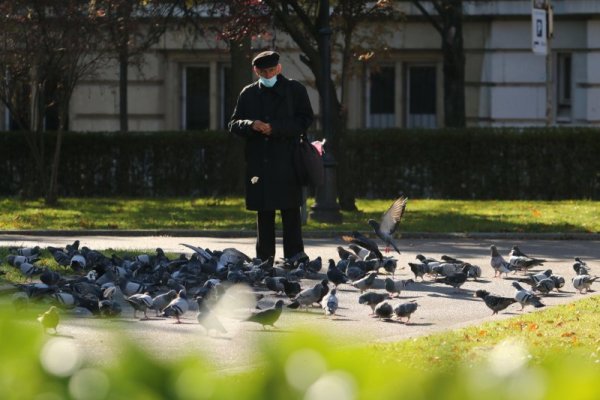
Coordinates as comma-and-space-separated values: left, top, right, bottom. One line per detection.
406, 65, 437, 128
366, 65, 395, 128
556, 53, 572, 121
182, 66, 210, 130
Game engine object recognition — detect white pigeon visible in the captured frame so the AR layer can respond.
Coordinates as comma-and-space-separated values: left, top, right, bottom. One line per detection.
321, 288, 338, 316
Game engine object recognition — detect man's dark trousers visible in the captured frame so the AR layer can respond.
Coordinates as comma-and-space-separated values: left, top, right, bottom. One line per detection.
256, 208, 304, 260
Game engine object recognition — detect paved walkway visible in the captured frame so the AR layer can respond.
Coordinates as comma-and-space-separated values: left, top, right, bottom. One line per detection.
1, 233, 599, 369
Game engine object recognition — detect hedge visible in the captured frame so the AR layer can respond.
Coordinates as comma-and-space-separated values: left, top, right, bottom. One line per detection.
0, 128, 598, 199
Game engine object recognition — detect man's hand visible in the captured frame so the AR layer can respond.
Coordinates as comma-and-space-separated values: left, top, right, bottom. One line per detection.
252, 120, 272, 135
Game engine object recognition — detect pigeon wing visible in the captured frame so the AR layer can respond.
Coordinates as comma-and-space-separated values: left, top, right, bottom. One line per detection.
179, 243, 212, 261
379, 197, 407, 235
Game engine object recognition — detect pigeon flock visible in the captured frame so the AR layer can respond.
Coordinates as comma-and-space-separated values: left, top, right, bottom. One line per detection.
1, 196, 598, 339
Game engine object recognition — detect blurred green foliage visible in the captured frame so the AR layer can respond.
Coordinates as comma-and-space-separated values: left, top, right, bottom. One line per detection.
1, 296, 599, 400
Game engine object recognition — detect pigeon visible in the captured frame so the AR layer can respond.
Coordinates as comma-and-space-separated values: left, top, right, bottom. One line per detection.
435, 264, 470, 291
342, 231, 383, 261
15, 261, 43, 280
162, 290, 189, 323
196, 297, 227, 336
374, 301, 394, 320
393, 301, 418, 323
321, 288, 338, 316
384, 278, 413, 298
150, 290, 178, 316
282, 279, 302, 299
367, 196, 407, 255
351, 271, 378, 293
326, 259, 349, 287
40, 268, 62, 286
288, 281, 326, 310
415, 254, 439, 264
305, 256, 322, 274
474, 290, 516, 315
99, 300, 122, 317
512, 282, 545, 310
549, 274, 565, 291
265, 276, 287, 295
573, 258, 591, 275
9, 246, 41, 257
572, 275, 598, 294
348, 244, 372, 261
508, 246, 546, 272
125, 293, 154, 320
337, 246, 357, 261
358, 292, 390, 315
489, 245, 513, 278
408, 262, 431, 281
527, 278, 556, 295
245, 299, 284, 329
38, 306, 59, 334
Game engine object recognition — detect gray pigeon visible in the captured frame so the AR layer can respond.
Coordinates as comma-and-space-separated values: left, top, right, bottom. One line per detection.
351, 271, 378, 293
151, 290, 178, 316
489, 245, 513, 278
321, 288, 338, 316
384, 278, 413, 298
512, 282, 545, 310
245, 300, 284, 329
393, 301, 418, 323
509, 246, 546, 273
358, 291, 390, 315
342, 231, 383, 261
367, 196, 407, 255
125, 293, 154, 320
288, 282, 325, 310
475, 290, 516, 315
408, 262, 431, 281
162, 290, 189, 323
572, 275, 598, 294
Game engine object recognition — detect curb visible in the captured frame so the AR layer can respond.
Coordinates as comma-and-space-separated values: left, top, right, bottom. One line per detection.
1, 230, 599, 240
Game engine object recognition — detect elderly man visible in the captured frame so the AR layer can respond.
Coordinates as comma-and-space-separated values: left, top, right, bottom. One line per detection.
228, 50, 314, 263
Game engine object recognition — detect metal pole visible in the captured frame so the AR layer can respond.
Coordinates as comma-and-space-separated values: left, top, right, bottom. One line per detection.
310, 0, 342, 223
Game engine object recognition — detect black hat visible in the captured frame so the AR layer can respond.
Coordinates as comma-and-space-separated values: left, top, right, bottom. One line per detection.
252, 51, 280, 69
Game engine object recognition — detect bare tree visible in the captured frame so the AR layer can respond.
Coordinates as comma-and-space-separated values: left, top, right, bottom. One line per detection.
410, 0, 466, 127
0, 1, 107, 204
91, 0, 179, 132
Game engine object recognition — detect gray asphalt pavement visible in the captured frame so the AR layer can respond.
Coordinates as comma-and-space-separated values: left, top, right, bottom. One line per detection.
1, 233, 599, 370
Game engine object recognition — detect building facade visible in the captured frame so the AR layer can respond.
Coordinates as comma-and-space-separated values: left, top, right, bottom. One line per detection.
2, 0, 599, 132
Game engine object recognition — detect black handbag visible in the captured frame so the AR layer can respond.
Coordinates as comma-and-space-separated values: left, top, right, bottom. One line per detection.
294, 136, 325, 187
285, 83, 324, 187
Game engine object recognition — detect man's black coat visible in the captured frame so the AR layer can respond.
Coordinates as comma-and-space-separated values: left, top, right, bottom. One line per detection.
228, 75, 314, 211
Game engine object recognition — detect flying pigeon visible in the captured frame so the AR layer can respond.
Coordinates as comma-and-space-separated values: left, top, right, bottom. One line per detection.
374, 301, 394, 320
512, 282, 545, 310
245, 299, 284, 329
474, 289, 516, 315
393, 301, 418, 323
321, 288, 338, 316
367, 196, 407, 255
384, 278, 413, 298
38, 306, 60, 334
572, 275, 598, 294
162, 290, 189, 323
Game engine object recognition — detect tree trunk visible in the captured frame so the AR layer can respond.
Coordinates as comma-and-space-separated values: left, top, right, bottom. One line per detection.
119, 46, 129, 132
442, 2, 466, 128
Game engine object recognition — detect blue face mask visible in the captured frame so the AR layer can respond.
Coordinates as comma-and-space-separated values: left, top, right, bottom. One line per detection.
259, 75, 278, 88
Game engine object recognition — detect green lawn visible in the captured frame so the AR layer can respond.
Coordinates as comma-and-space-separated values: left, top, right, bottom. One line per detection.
1, 197, 599, 233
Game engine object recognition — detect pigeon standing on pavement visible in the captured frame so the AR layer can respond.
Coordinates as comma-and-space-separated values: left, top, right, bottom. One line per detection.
245, 299, 284, 329
125, 293, 154, 320
288, 281, 326, 310
408, 262, 431, 281
374, 301, 394, 320
572, 275, 598, 294
351, 271, 378, 293
150, 290, 178, 316
321, 288, 338, 316
358, 292, 390, 315
162, 290, 189, 323
474, 289, 516, 315
508, 246, 546, 273
512, 282, 545, 310
384, 278, 413, 298
196, 297, 227, 336
367, 196, 407, 255
393, 301, 418, 323
38, 306, 60, 334
489, 245, 513, 278
326, 259, 349, 288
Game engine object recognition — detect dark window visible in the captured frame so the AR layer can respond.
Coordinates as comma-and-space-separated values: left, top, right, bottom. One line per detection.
185, 66, 210, 130
408, 66, 436, 114
370, 66, 395, 114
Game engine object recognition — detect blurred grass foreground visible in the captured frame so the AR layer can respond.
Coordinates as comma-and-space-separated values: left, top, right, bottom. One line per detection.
1, 297, 599, 400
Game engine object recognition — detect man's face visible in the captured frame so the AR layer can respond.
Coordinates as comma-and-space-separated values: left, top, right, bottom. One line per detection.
254, 64, 281, 79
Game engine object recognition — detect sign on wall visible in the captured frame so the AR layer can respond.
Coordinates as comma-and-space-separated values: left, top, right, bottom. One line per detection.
532, 0, 548, 55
